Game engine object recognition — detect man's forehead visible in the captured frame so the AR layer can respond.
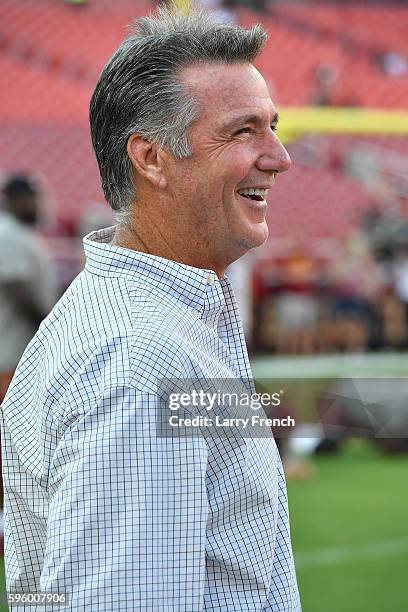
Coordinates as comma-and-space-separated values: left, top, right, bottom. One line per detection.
183, 61, 268, 92
182, 62, 276, 125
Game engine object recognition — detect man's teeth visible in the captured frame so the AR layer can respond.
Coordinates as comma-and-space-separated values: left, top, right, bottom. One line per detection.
237, 188, 268, 198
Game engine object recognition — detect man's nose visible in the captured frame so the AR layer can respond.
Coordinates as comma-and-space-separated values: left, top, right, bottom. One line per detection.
256, 134, 291, 174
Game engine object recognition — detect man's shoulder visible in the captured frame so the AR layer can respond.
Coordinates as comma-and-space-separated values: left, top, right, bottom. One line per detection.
31, 272, 202, 401
46, 268, 200, 348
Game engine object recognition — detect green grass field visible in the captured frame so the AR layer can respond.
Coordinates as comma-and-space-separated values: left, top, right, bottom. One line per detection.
0, 561, 5, 612
253, 353, 408, 611
288, 440, 408, 612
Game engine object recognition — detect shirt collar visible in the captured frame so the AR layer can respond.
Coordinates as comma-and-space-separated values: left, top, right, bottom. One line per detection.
83, 226, 227, 316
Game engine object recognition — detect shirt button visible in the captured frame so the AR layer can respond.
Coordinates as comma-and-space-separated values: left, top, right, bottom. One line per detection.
207, 272, 216, 285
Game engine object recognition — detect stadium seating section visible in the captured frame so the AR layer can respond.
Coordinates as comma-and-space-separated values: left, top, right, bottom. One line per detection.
1, 0, 407, 238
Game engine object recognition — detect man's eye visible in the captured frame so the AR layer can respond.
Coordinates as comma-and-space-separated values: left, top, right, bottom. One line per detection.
234, 125, 277, 136
234, 127, 252, 136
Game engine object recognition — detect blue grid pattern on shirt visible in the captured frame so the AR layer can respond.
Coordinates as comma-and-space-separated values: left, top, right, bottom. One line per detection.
1, 226, 301, 611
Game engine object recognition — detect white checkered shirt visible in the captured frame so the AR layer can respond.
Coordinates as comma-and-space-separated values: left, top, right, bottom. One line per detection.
1, 226, 301, 611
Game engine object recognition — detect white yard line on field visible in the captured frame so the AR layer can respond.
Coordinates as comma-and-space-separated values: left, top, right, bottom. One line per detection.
295, 538, 408, 568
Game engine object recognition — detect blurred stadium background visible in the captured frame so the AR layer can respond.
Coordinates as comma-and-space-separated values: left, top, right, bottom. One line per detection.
1, 0, 408, 610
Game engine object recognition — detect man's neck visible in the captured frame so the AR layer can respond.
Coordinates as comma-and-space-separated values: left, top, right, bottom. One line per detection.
111, 222, 225, 278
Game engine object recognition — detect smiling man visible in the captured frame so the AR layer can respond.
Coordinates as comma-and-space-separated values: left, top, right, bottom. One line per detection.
112, 59, 290, 274
1, 6, 300, 611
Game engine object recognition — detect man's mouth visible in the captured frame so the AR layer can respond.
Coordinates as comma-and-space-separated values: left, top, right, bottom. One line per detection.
237, 188, 268, 202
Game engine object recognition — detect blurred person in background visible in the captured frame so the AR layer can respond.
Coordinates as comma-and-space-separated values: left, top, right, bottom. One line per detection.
0, 174, 56, 537
327, 232, 380, 352
273, 251, 320, 354
309, 62, 360, 108
392, 246, 408, 345
309, 63, 339, 107
0, 174, 56, 402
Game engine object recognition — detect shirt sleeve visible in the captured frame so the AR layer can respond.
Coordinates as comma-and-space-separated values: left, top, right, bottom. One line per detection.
42, 386, 209, 611
263, 459, 302, 612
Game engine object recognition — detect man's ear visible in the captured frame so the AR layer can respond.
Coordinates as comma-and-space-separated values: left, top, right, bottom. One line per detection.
127, 134, 167, 189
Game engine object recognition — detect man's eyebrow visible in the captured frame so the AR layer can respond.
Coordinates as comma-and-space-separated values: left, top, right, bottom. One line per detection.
221, 111, 280, 132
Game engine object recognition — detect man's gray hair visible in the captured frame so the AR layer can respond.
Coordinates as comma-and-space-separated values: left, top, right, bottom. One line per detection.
89, 4, 267, 222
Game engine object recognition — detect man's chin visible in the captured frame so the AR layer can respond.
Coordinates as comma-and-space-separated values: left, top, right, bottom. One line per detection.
236, 224, 269, 251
